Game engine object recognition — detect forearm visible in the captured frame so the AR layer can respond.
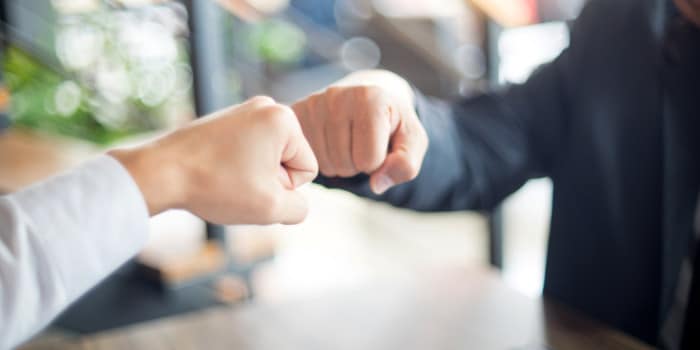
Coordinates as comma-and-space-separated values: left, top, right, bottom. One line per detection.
108, 139, 187, 216
0, 156, 150, 349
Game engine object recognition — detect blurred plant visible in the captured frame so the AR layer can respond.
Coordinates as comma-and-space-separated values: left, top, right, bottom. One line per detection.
245, 18, 306, 65
3, 2, 193, 144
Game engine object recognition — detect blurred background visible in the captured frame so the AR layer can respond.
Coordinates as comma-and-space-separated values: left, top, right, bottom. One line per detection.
0, 0, 585, 340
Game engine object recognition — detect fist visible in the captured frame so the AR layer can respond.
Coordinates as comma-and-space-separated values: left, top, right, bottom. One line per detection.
113, 96, 318, 225
292, 81, 428, 194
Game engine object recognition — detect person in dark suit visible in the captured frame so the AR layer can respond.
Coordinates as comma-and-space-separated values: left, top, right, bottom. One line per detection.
291, 0, 700, 347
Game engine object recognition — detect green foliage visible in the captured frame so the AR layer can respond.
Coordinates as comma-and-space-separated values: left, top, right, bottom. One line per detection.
247, 19, 307, 65
4, 47, 132, 144
2, 4, 193, 145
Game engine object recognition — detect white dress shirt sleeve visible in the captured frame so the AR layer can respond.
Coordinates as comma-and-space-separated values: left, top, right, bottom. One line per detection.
0, 155, 150, 349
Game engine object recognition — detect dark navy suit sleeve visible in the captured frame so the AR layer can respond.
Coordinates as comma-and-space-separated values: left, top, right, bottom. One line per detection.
316, 46, 574, 212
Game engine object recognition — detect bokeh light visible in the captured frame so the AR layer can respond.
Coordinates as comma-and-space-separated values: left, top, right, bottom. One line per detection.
340, 37, 381, 71
55, 22, 105, 70
454, 44, 486, 80
53, 80, 82, 117
248, 19, 307, 64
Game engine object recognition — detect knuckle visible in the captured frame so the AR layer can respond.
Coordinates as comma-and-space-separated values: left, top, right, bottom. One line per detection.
324, 86, 343, 97
276, 104, 296, 117
249, 95, 276, 106
291, 102, 308, 122
356, 84, 384, 100
261, 104, 287, 117
259, 104, 293, 126
307, 92, 324, 107
357, 107, 388, 126
305, 95, 324, 120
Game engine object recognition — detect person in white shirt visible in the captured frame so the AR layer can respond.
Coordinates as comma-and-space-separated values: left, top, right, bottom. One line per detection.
0, 96, 318, 349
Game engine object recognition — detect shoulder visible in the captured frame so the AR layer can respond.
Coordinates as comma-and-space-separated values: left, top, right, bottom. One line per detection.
569, 0, 659, 50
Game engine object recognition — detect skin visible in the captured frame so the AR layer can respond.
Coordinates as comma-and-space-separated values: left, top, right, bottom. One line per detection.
110, 96, 318, 225
675, 0, 700, 27
292, 70, 427, 195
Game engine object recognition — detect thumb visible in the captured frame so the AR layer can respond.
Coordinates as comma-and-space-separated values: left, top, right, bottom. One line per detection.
369, 150, 413, 195
369, 114, 427, 195
281, 111, 319, 189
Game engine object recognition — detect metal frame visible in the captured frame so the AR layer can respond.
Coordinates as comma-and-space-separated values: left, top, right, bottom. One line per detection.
486, 20, 505, 270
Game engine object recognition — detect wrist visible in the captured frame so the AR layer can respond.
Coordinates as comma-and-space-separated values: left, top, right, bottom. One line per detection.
108, 142, 187, 216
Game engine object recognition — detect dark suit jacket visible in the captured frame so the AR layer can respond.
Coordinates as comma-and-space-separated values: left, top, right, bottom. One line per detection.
317, 0, 700, 345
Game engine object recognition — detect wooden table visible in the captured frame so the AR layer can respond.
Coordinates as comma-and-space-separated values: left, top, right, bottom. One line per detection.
20, 268, 653, 350
0, 129, 98, 193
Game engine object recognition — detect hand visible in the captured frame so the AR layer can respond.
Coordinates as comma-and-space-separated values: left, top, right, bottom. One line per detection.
110, 96, 318, 225
292, 70, 428, 194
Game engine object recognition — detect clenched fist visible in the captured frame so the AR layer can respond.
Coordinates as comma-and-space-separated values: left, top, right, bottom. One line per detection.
111, 96, 318, 225
292, 70, 428, 194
